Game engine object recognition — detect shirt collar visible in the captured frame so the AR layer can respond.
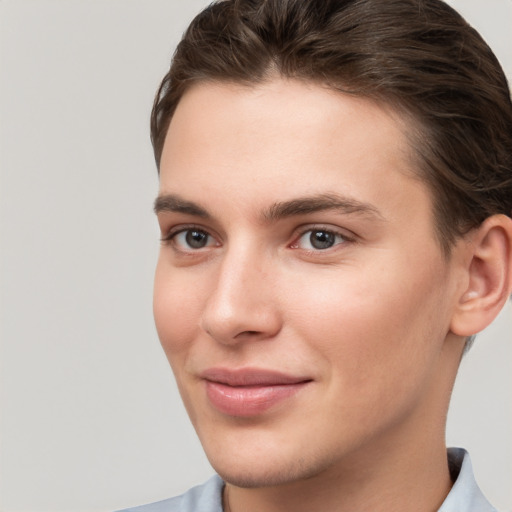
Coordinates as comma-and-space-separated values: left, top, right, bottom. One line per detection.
438, 448, 496, 512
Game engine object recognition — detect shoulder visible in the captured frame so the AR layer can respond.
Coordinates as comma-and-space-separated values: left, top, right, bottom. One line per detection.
115, 475, 224, 512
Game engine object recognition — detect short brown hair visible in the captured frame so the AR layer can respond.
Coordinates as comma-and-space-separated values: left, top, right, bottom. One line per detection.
151, 0, 512, 253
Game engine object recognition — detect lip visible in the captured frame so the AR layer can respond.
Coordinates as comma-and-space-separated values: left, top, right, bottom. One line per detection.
201, 368, 312, 417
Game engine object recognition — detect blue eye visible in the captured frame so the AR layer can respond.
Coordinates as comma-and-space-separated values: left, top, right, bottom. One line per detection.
296, 229, 347, 250
174, 229, 214, 249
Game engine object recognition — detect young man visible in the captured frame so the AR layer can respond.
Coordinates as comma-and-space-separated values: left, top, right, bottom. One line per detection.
121, 0, 512, 510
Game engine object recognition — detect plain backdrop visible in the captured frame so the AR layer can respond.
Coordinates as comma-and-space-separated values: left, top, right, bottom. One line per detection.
0, 1, 511, 511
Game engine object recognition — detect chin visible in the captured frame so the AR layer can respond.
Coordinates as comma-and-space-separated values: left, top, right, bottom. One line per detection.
213, 462, 311, 489
205, 444, 338, 489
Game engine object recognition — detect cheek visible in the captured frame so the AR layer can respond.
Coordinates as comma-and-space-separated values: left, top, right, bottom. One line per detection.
286, 259, 449, 389
153, 261, 204, 360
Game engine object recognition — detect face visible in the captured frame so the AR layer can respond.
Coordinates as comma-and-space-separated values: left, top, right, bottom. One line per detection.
154, 79, 464, 488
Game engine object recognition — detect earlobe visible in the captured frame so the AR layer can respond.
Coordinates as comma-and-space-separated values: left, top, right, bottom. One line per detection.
450, 214, 512, 337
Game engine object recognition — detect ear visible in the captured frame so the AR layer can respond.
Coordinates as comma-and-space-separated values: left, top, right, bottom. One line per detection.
450, 214, 512, 337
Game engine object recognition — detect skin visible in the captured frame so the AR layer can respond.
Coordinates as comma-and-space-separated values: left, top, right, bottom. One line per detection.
153, 79, 472, 512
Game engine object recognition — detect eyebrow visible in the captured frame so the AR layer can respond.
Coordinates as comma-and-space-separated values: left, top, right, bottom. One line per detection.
154, 194, 210, 218
262, 193, 385, 222
153, 192, 384, 222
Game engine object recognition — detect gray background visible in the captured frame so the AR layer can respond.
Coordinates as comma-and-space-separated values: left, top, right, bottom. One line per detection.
0, 1, 510, 511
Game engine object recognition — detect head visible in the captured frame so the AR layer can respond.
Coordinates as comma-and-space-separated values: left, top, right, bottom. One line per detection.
151, 0, 512, 495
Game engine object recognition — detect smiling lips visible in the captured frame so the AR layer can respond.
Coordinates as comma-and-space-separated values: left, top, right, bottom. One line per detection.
201, 368, 312, 417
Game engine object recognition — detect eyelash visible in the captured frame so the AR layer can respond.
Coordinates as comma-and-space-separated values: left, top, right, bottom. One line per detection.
161, 225, 217, 250
291, 226, 354, 252
161, 225, 355, 253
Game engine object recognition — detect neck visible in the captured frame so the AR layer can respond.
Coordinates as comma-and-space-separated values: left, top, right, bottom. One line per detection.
224, 437, 452, 512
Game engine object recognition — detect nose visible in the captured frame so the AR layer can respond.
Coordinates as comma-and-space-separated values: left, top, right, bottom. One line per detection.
200, 246, 282, 345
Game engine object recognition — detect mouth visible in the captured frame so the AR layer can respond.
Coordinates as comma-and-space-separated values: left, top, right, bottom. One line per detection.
200, 368, 313, 417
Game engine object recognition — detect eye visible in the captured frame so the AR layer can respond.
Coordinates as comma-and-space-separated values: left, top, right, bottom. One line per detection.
294, 229, 348, 250
171, 228, 216, 250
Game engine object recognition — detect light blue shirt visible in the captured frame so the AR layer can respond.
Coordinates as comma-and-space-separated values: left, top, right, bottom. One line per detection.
118, 448, 496, 512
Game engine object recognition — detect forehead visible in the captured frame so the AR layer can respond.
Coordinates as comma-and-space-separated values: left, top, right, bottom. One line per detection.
165, 79, 412, 163
159, 79, 433, 232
